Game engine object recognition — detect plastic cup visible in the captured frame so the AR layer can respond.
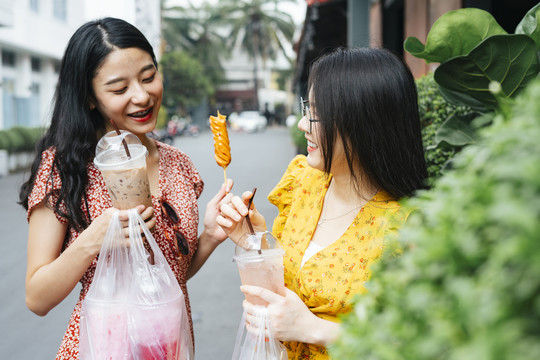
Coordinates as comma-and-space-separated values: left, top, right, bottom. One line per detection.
94, 130, 152, 210
80, 300, 131, 360
233, 231, 285, 306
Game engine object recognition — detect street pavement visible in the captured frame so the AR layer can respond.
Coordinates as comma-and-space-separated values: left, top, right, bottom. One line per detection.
0, 126, 297, 359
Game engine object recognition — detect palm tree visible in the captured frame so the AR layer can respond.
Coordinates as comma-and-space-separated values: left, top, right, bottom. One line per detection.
218, 0, 297, 110
162, 1, 229, 88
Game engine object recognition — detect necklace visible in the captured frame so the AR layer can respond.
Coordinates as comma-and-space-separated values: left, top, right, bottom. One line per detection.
317, 205, 363, 227
317, 182, 365, 227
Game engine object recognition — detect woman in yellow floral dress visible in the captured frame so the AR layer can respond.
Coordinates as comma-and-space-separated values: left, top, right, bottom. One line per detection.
218, 47, 428, 359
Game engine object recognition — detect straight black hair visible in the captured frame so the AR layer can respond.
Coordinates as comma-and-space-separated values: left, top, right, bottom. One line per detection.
308, 47, 428, 199
19, 17, 157, 230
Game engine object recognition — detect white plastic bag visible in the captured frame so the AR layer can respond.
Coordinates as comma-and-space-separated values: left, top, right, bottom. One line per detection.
80, 209, 193, 360
232, 305, 288, 360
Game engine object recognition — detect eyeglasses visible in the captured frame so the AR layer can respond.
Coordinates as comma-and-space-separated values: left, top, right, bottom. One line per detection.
300, 97, 321, 134
161, 200, 189, 256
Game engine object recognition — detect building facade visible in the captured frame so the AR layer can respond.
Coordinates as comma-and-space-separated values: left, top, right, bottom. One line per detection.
0, 0, 161, 130
294, 0, 539, 95
0, 0, 85, 129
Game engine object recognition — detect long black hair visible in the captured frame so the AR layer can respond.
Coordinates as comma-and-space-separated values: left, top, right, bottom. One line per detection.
19, 17, 157, 231
308, 47, 428, 199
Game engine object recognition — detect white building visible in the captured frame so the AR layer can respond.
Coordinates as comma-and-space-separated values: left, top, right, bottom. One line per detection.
0, 0, 160, 130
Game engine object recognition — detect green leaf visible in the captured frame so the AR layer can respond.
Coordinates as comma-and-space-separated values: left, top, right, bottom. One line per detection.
438, 85, 488, 112
404, 8, 507, 64
515, 2, 540, 49
404, 36, 427, 55
434, 34, 538, 110
435, 112, 478, 146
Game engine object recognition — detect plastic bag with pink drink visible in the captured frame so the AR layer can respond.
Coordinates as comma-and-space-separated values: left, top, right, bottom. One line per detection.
79, 209, 193, 360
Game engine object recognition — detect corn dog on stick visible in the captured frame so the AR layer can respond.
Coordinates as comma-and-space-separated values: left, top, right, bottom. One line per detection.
209, 111, 231, 185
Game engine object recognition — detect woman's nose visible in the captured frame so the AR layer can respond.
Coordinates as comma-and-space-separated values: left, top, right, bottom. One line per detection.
131, 83, 150, 105
298, 114, 309, 133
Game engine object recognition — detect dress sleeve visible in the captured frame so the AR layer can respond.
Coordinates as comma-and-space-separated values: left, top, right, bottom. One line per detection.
267, 155, 307, 241
179, 151, 204, 198
27, 148, 68, 224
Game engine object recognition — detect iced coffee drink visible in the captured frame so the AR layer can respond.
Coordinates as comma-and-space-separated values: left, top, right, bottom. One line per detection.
99, 158, 152, 209
94, 131, 152, 210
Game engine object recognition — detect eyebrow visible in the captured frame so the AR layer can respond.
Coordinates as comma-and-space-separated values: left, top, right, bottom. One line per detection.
103, 64, 156, 86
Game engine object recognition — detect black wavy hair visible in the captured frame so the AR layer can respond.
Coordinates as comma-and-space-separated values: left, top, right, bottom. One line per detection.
308, 47, 428, 199
19, 17, 157, 231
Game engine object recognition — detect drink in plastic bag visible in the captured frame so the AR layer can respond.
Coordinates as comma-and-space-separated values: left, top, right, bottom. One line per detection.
129, 296, 186, 360
232, 231, 288, 359
80, 301, 132, 360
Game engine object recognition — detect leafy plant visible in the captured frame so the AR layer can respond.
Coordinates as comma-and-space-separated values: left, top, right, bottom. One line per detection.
289, 114, 307, 155
159, 50, 213, 116
416, 73, 472, 183
405, 5, 540, 111
407, 4, 540, 182
330, 77, 540, 360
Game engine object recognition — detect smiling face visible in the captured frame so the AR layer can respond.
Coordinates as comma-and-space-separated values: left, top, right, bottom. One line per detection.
299, 91, 348, 175
91, 47, 163, 137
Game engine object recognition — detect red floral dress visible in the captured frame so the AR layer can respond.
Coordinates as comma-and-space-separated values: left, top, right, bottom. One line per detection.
27, 141, 203, 360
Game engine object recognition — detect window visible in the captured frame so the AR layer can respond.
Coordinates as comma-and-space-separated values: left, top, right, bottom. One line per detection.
54, 60, 61, 74
2, 50, 16, 67
30, 82, 40, 95
31, 57, 42, 72
30, 0, 39, 12
53, 0, 66, 21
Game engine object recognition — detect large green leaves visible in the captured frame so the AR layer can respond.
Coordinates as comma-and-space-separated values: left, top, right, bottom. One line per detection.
434, 34, 538, 110
515, 2, 540, 49
435, 112, 478, 146
404, 8, 507, 64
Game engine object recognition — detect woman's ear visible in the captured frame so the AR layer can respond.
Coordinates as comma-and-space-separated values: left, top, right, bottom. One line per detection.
89, 101, 96, 110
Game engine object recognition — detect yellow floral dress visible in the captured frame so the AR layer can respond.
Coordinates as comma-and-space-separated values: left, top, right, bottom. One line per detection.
268, 155, 408, 360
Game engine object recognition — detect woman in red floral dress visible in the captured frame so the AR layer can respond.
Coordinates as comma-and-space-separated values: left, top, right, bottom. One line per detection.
18, 18, 231, 359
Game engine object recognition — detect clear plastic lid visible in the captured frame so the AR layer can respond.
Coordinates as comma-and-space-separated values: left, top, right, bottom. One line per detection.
94, 130, 147, 169
233, 231, 284, 262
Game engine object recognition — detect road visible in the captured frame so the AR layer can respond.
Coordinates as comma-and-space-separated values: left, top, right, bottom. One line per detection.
0, 126, 297, 359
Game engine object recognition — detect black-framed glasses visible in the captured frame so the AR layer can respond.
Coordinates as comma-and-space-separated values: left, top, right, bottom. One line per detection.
161, 200, 189, 256
300, 97, 321, 134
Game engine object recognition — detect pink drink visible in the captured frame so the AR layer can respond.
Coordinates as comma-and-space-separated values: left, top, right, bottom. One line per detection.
129, 296, 187, 360
234, 248, 285, 306
80, 302, 132, 360
136, 339, 178, 360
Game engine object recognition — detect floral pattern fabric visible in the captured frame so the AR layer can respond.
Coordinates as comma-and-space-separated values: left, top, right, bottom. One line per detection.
27, 141, 203, 360
268, 155, 408, 360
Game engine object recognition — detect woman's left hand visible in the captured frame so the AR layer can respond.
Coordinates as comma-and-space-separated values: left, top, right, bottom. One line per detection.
202, 179, 234, 244
241, 285, 332, 344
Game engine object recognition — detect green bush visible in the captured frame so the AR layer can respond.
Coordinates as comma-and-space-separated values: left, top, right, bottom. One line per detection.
330, 78, 540, 359
2, 128, 25, 152
0, 131, 9, 151
289, 114, 307, 155
0, 126, 44, 153
416, 73, 472, 184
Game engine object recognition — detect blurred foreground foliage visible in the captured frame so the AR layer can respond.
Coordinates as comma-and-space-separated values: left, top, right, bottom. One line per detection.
330, 78, 540, 359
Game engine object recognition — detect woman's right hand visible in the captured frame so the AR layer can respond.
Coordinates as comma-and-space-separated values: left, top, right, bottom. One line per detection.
25, 203, 154, 316
216, 190, 267, 245
83, 205, 155, 257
